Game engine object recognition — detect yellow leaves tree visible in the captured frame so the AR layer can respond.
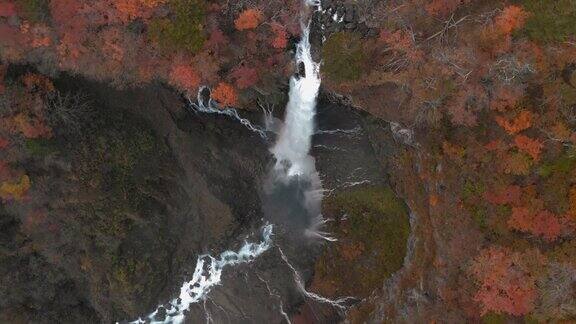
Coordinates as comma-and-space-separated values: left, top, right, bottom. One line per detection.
0, 175, 31, 201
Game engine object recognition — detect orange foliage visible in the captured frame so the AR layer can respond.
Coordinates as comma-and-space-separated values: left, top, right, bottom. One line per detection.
211, 82, 238, 107
508, 207, 562, 241
11, 113, 53, 139
0, 175, 31, 201
470, 246, 539, 316
115, 0, 165, 22
495, 5, 528, 34
477, 6, 527, 56
379, 29, 424, 63
513, 135, 543, 161
270, 23, 288, 49
429, 194, 439, 207
495, 110, 532, 135
234, 9, 263, 31
169, 63, 200, 92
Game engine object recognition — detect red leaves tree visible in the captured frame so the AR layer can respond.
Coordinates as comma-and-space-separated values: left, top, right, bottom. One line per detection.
0, 1, 16, 17
50, 0, 88, 66
234, 9, 263, 31
379, 29, 424, 63
470, 246, 540, 316
169, 63, 200, 93
495, 5, 528, 35
508, 207, 562, 242
270, 23, 288, 49
514, 135, 543, 161
230, 64, 259, 89
211, 82, 237, 107
478, 5, 528, 56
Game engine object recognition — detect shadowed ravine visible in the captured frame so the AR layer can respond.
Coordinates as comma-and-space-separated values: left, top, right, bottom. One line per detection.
123, 2, 339, 323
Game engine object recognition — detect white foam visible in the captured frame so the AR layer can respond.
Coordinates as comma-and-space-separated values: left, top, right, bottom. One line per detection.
127, 224, 273, 324
271, 23, 321, 178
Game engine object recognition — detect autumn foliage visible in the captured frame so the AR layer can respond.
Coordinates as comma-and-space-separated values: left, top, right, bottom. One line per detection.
230, 64, 259, 89
211, 82, 238, 107
495, 5, 529, 35
0, 175, 31, 201
513, 135, 543, 161
169, 63, 200, 93
508, 207, 562, 242
470, 246, 540, 316
270, 23, 288, 49
495, 111, 533, 135
234, 9, 263, 31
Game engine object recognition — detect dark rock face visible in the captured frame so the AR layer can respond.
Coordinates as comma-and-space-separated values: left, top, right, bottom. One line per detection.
317, 0, 377, 37
0, 76, 272, 323
0, 71, 406, 323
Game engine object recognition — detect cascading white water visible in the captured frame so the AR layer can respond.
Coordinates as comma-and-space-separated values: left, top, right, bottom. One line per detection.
271, 24, 321, 178
127, 225, 273, 324
266, 14, 335, 241
124, 3, 327, 323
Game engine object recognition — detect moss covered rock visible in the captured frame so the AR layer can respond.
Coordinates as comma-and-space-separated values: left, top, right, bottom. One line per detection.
312, 185, 410, 298
522, 0, 576, 42
148, 0, 206, 53
322, 32, 367, 83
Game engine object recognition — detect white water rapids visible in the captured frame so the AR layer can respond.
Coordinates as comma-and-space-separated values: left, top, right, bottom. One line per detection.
271, 23, 321, 178
129, 225, 273, 324
124, 3, 327, 323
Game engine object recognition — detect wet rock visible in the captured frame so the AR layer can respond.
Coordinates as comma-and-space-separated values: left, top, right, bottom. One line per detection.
344, 3, 356, 23
344, 22, 357, 30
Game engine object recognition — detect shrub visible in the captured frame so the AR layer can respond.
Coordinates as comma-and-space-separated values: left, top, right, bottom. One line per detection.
234, 8, 262, 31
148, 0, 206, 53
322, 32, 366, 82
522, 0, 576, 42
15, 0, 50, 23
25, 138, 58, 156
211, 82, 237, 107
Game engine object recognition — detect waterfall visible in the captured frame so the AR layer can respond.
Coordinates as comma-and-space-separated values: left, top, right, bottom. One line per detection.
271, 24, 321, 178
123, 3, 325, 323
265, 14, 333, 241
